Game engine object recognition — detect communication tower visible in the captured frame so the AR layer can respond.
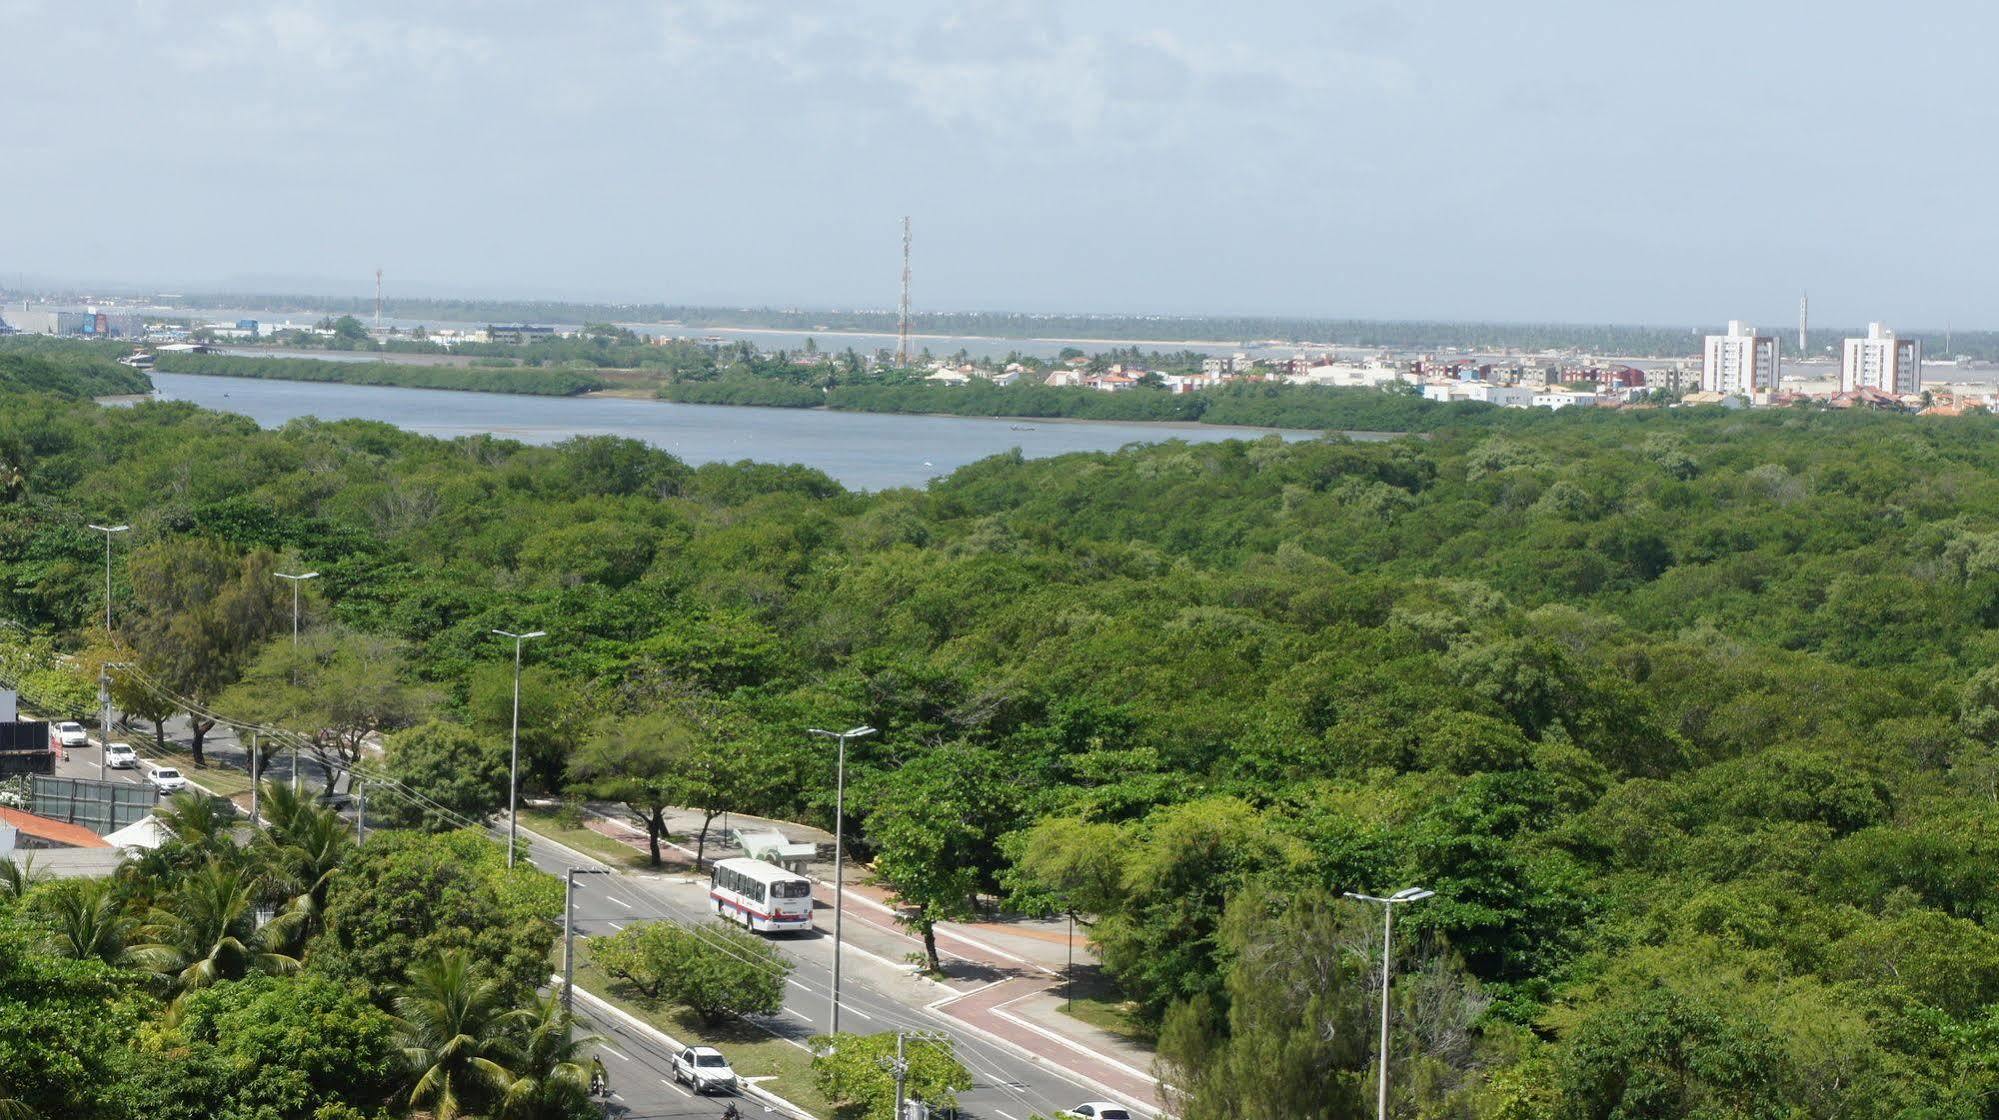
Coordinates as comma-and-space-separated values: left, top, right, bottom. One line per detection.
897, 217, 911, 368
1798, 293, 1808, 353
375, 268, 384, 329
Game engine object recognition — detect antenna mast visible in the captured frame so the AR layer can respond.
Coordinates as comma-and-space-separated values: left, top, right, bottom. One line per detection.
1798, 292, 1807, 353
897, 217, 911, 368
374, 268, 384, 330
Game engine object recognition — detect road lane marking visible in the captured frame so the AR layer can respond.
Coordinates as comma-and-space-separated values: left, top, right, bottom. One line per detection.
600, 1047, 631, 1062
607, 921, 626, 931
997, 1111, 1022, 1120
604, 895, 634, 909
661, 1077, 693, 1098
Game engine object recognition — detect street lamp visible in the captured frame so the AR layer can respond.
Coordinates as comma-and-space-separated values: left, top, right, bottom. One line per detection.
274, 573, 318, 793
273, 571, 319, 650
1344, 887, 1435, 1120
86, 524, 128, 633
493, 628, 546, 868
808, 724, 876, 1036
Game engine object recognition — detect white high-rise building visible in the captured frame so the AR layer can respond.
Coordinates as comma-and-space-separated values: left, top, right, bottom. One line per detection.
1841, 323, 1921, 394
1701, 321, 1780, 396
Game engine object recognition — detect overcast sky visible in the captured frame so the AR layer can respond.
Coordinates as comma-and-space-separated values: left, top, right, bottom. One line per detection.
2, 0, 1991, 326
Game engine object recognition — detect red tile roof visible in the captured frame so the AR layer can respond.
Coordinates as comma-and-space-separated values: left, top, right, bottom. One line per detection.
0, 807, 112, 849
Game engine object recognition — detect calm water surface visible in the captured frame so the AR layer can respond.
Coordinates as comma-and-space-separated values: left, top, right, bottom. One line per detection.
141, 371, 1344, 490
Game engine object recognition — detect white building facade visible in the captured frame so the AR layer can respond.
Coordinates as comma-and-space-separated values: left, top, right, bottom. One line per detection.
1841, 322, 1921, 394
1701, 321, 1780, 396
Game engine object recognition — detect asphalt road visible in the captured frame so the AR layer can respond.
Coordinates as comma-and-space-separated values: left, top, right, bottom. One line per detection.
520, 828, 1112, 1120
54, 720, 1128, 1120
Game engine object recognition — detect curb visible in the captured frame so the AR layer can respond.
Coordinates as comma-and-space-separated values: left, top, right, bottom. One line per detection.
565, 981, 820, 1120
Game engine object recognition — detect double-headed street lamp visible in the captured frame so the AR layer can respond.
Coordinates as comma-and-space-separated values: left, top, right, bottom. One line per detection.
494, 628, 546, 868
87, 524, 128, 633
274, 572, 319, 791
808, 724, 876, 1036
274, 571, 319, 649
1344, 887, 1436, 1120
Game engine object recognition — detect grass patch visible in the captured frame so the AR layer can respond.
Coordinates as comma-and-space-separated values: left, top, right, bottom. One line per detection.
572, 939, 830, 1117
1057, 994, 1155, 1048
518, 808, 652, 869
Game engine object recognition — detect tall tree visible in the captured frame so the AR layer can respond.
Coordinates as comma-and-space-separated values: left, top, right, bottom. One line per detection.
860, 745, 1018, 973
369, 720, 511, 832
566, 709, 706, 867
219, 627, 432, 796
124, 537, 287, 767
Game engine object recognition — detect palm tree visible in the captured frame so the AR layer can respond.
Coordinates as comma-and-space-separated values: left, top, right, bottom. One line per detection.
152, 793, 240, 869
38, 878, 133, 965
256, 779, 315, 840
129, 858, 298, 998
0, 853, 43, 902
0, 1097, 36, 1119
255, 793, 352, 954
498, 992, 602, 1119
394, 950, 524, 1120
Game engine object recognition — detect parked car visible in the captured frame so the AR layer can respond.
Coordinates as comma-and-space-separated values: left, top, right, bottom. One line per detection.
54, 721, 89, 748
671, 1046, 737, 1094
1064, 1105, 1132, 1120
104, 742, 137, 769
147, 767, 188, 794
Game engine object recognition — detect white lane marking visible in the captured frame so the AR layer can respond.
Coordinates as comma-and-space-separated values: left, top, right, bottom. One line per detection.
607, 921, 626, 931
997, 1112, 1022, 1120
661, 1077, 693, 1098
786, 979, 812, 991
784, 1007, 813, 1023
843, 1003, 875, 1022
604, 895, 634, 910
600, 1047, 631, 1062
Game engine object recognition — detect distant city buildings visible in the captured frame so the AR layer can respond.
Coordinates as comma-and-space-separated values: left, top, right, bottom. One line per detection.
1701, 321, 1780, 397
1841, 322, 1921, 394
0, 308, 144, 338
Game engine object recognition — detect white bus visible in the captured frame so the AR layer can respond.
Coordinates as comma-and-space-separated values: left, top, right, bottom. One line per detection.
709, 857, 814, 933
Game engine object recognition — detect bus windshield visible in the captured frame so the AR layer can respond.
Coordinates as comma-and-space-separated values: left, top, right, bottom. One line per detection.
771, 881, 810, 899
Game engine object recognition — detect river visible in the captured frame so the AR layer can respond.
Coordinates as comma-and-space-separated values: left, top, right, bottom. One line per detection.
139, 372, 1344, 491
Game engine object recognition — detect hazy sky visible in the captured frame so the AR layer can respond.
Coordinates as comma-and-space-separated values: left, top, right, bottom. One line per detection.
3, 0, 1992, 326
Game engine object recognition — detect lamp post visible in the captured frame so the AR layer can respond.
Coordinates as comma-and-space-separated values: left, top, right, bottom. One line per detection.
86, 524, 128, 633
273, 571, 318, 650
493, 629, 546, 868
808, 724, 876, 1036
274, 573, 318, 795
1344, 887, 1435, 1120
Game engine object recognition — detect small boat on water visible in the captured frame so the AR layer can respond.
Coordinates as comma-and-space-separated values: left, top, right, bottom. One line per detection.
1010, 425, 1037, 431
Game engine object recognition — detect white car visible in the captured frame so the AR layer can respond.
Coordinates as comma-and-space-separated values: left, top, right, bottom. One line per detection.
53, 721, 89, 748
671, 1046, 737, 1094
1064, 1105, 1133, 1120
104, 743, 138, 769
147, 767, 188, 794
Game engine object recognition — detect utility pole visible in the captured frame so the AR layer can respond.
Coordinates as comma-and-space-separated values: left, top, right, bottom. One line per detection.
375, 268, 383, 330
97, 665, 110, 782
888, 1032, 909, 1120
249, 731, 259, 828
562, 867, 611, 1027
355, 779, 365, 844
